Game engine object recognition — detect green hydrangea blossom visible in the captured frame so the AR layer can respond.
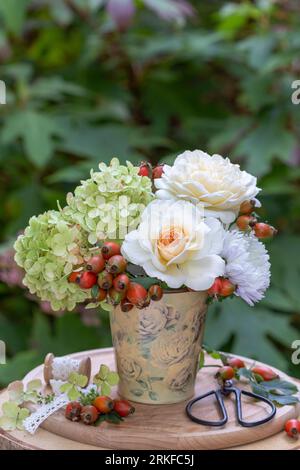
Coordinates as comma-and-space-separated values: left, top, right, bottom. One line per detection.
65, 158, 153, 244
14, 210, 91, 311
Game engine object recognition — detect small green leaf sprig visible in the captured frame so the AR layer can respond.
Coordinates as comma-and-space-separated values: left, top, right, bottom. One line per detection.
93, 364, 119, 396
60, 372, 88, 401
0, 402, 30, 431
0, 379, 44, 431
201, 345, 299, 407
8, 379, 43, 404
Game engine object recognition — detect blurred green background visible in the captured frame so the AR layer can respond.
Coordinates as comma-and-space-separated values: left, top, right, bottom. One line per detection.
0, 0, 300, 386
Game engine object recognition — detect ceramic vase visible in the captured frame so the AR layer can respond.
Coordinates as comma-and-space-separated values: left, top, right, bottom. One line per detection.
110, 291, 207, 405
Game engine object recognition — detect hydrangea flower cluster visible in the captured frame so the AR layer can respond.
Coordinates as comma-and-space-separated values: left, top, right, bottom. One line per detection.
65, 158, 153, 244
14, 211, 91, 311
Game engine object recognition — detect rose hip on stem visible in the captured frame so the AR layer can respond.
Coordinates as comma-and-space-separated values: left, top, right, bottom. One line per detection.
108, 287, 126, 306
113, 273, 130, 292
138, 162, 151, 177
239, 200, 256, 215
79, 271, 98, 289
254, 223, 277, 240
236, 215, 257, 231
113, 399, 135, 417
106, 255, 127, 274
80, 405, 98, 425
86, 254, 105, 274
65, 402, 82, 422
68, 271, 81, 284
101, 241, 121, 260
148, 284, 163, 301
127, 282, 148, 308
207, 277, 222, 296
227, 357, 245, 369
97, 288, 107, 302
217, 366, 235, 381
285, 419, 300, 438
152, 165, 164, 179
251, 365, 279, 381
219, 278, 236, 297
121, 298, 134, 312
98, 271, 113, 290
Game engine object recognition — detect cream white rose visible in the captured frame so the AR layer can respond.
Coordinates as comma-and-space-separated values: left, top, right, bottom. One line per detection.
121, 199, 225, 290
155, 150, 261, 224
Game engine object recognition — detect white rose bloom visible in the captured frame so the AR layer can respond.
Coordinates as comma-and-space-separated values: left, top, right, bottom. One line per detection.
121, 200, 225, 290
155, 150, 261, 224
222, 230, 271, 306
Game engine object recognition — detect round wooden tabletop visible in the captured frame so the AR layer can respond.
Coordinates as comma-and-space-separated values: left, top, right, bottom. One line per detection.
0, 348, 299, 450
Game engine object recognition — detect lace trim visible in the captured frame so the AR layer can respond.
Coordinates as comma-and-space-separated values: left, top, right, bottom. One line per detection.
23, 394, 69, 434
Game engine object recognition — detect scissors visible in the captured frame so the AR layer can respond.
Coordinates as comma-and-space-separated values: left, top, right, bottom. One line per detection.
186, 379, 276, 427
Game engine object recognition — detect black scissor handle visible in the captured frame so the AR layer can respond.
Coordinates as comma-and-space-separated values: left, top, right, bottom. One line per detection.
186, 389, 228, 426
232, 387, 276, 428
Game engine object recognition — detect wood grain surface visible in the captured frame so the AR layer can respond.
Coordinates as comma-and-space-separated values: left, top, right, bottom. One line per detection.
1, 348, 299, 450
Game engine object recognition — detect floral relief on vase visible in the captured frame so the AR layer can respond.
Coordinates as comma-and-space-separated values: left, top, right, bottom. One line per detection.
110, 291, 207, 404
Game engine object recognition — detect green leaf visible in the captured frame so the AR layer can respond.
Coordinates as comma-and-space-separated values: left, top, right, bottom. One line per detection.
68, 385, 81, 401
94, 414, 107, 426
99, 364, 109, 380
27, 379, 42, 392
1, 111, 60, 168
234, 117, 296, 176
204, 298, 299, 371
106, 372, 119, 386
0, 0, 30, 34
258, 379, 298, 396
101, 382, 111, 396
268, 395, 299, 406
91, 285, 100, 299
105, 411, 123, 424
60, 383, 71, 393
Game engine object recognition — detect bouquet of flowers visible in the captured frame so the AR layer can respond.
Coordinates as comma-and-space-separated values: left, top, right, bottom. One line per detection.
14, 150, 276, 312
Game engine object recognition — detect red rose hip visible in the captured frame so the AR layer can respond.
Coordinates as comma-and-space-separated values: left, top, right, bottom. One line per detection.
113, 399, 135, 417
113, 274, 130, 292
106, 255, 127, 274
86, 254, 105, 274
79, 271, 98, 289
101, 241, 121, 260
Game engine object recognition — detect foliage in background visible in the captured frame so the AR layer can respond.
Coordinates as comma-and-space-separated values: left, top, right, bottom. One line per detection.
0, 0, 300, 386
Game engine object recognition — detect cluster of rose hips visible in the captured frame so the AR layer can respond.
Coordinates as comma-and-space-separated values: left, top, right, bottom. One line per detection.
65, 396, 135, 425
216, 359, 279, 382
138, 161, 164, 180
68, 241, 164, 311
236, 200, 278, 240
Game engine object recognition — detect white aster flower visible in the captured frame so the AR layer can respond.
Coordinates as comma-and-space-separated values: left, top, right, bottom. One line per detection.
221, 230, 271, 306
121, 199, 225, 291
155, 149, 261, 224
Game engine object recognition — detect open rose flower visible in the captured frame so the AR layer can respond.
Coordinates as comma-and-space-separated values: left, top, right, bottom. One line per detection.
155, 150, 261, 224
121, 199, 225, 290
